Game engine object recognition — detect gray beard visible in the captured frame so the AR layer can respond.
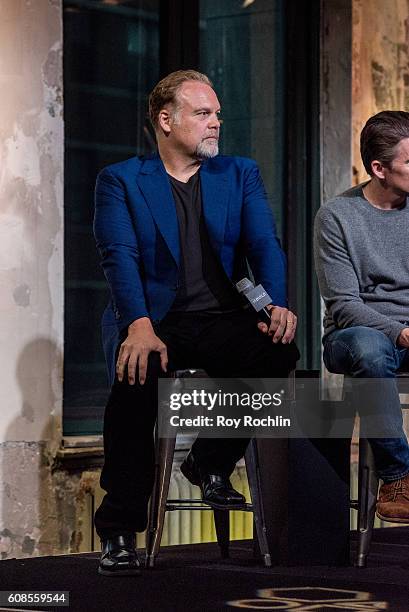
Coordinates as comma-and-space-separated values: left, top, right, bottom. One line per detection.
195, 139, 219, 159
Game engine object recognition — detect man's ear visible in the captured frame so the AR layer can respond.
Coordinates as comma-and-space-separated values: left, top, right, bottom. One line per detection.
158, 108, 172, 134
370, 159, 387, 180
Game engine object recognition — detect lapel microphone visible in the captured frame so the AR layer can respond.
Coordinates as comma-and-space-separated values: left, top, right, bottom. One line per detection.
235, 278, 272, 324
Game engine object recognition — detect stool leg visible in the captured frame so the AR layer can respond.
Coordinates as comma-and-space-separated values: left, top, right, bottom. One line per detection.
356, 438, 379, 568
146, 433, 176, 568
245, 439, 272, 567
213, 510, 230, 558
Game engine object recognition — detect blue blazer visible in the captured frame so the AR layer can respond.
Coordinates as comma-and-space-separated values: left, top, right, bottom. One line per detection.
94, 153, 287, 385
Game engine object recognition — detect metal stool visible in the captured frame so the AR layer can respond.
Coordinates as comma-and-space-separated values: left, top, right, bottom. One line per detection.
350, 373, 409, 567
145, 369, 272, 568
351, 437, 378, 568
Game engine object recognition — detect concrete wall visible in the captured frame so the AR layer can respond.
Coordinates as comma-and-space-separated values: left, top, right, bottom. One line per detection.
352, 0, 409, 182
0, 0, 70, 559
321, 0, 352, 202
0, 0, 63, 444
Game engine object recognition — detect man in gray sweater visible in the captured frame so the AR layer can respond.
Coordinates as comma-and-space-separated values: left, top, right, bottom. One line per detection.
314, 110, 409, 523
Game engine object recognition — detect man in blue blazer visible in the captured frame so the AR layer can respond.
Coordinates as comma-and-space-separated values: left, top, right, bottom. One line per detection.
94, 70, 299, 575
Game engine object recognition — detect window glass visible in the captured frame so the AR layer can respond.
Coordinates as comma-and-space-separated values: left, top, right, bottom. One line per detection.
199, 0, 285, 237
63, 0, 160, 435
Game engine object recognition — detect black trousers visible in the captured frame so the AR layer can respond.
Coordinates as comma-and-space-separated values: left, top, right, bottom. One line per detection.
94, 309, 299, 538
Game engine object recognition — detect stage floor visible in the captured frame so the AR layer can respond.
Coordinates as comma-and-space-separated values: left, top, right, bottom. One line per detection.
0, 528, 408, 611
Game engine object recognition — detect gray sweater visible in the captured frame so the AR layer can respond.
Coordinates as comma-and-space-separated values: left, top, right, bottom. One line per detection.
314, 184, 409, 344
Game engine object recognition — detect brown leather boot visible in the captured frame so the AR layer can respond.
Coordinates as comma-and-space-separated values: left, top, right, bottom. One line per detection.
376, 473, 409, 523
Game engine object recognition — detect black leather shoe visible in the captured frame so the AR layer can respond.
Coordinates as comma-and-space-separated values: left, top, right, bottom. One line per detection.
180, 453, 246, 509
98, 534, 141, 576
180, 451, 201, 486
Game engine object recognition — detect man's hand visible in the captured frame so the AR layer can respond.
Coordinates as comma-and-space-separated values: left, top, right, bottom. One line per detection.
257, 305, 297, 344
116, 317, 168, 385
397, 328, 409, 348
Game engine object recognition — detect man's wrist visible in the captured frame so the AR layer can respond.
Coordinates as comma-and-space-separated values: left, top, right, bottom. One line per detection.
128, 317, 153, 332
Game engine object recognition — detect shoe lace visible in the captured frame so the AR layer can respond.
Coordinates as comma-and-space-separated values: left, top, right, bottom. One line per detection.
389, 478, 409, 502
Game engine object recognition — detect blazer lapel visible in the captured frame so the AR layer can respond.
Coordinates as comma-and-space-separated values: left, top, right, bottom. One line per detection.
200, 159, 230, 255
137, 155, 180, 266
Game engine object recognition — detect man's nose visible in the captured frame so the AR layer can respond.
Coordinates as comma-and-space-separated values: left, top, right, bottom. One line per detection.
208, 113, 221, 129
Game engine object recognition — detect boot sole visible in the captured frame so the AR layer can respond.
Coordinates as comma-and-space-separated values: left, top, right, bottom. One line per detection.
376, 511, 409, 524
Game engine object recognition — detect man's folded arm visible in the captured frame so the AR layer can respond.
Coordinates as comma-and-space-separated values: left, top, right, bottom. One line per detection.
93, 168, 149, 329
240, 160, 287, 307
314, 207, 406, 344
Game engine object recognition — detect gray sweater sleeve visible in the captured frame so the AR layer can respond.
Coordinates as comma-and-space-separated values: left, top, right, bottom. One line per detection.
314, 206, 406, 344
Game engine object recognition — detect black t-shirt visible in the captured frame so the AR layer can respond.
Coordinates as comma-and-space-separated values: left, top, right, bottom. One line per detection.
168, 171, 241, 313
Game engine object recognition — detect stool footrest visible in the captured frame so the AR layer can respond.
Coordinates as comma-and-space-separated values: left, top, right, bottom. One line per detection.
166, 498, 208, 504
166, 504, 213, 511
166, 501, 253, 512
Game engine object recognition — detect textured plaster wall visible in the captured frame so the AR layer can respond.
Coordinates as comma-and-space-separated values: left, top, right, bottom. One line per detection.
0, 444, 95, 558
0, 0, 63, 442
353, 0, 409, 183
0, 0, 68, 558
321, 0, 352, 202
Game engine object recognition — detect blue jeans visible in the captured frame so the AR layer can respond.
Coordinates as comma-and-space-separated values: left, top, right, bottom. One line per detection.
323, 326, 409, 482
